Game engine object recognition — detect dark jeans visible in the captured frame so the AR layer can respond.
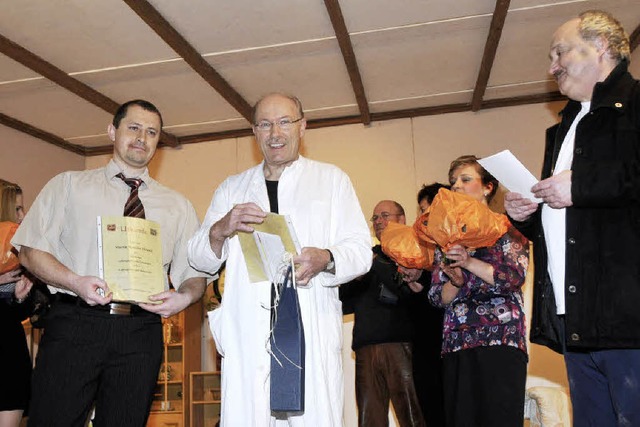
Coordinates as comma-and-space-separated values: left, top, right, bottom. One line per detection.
565, 349, 640, 427
442, 346, 527, 427
355, 342, 425, 427
27, 301, 163, 427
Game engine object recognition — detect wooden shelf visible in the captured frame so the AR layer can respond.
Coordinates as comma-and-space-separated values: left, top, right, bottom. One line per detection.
147, 300, 202, 427
190, 371, 221, 427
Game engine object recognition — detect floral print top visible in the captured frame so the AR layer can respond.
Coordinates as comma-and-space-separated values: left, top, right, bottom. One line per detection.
428, 226, 529, 356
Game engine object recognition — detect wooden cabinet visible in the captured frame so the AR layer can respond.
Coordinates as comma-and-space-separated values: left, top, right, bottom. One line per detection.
189, 371, 222, 427
148, 300, 202, 427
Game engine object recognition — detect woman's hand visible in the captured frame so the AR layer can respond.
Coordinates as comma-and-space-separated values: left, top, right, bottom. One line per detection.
14, 274, 34, 302
441, 264, 465, 288
0, 268, 22, 285
444, 244, 470, 269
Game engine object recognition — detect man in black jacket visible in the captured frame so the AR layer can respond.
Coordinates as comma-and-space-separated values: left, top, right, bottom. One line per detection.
505, 10, 640, 426
340, 200, 426, 427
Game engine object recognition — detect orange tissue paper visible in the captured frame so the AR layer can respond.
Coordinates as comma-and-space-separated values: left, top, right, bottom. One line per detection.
380, 221, 435, 270
413, 188, 510, 251
0, 221, 20, 274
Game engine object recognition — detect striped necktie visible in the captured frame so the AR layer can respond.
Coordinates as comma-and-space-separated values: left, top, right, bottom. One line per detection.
116, 173, 145, 219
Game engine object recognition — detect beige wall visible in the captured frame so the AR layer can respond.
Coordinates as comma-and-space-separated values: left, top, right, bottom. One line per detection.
1, 125, 84, 209
14, 100, 569, 423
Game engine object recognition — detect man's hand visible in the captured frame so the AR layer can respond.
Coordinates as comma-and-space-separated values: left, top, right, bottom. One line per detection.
141, 290, 192, 318
141, 277, 206, 318
397, 266, 424, 292
209, 203, 266, 256
71, 276, 112, 306
293, 247, 331, 286
397, 266, 423, 283
504, 192, 539, 222
406, 281, 424, 293
532, 170, 572, 209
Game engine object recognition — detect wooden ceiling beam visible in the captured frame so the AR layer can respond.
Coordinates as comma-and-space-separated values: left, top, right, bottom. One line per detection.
123, 0, 253, 123
0, 33, 119, 114
0, 112, 86, 156
630, 22, 640, 52
2, 87, 566, 156
0, 33, 178, 147
323, 0, 371, 125
471, 0, 511, 112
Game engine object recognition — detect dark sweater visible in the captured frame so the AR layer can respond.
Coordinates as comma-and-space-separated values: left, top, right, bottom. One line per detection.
340, 245, 417, 350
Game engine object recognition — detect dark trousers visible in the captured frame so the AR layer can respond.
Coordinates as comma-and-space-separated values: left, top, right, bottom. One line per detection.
355, 342, 425, 427
27, 301, 163, 427
565, 349, 640, 427
442, 346, 527, 427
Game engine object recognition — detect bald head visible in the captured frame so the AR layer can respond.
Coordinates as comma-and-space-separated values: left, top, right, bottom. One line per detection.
371, 200, 405, 240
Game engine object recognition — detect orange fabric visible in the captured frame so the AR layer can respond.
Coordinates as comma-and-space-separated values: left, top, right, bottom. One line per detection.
413, 188, 510, 251
380, 221, 435, 270
0, 221, 19, 274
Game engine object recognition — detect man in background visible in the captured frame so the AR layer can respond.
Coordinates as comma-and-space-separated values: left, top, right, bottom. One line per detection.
13, 99, 207, 427
188, 93, 371, 426
340, 200, 426, 427
505, 10, 640, 425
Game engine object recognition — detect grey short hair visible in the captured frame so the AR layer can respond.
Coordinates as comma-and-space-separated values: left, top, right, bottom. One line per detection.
578, 10, 630, 63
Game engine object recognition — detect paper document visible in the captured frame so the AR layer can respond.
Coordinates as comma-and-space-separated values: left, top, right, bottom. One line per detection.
97, 216, 165, 303
238, 213, 301, 283
478, 150, 542, 203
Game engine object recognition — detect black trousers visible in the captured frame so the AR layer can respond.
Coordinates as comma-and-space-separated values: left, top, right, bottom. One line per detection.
27, 301, 163, 427
355, 342, 426, 427
443, 346, 527, 427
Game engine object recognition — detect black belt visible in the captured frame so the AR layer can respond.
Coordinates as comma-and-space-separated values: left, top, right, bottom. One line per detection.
54, 293, 149, 316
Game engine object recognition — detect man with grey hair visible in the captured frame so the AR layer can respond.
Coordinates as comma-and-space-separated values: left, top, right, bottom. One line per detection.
504, 10, 640, 425
188, 93, 372, 425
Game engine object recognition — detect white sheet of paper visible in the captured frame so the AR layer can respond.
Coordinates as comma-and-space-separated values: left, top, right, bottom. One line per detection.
253, 231, 286, 284
478, 150, 542, 203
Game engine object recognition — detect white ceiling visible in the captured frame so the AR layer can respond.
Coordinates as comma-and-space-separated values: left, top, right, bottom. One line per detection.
0, 0, 638, 154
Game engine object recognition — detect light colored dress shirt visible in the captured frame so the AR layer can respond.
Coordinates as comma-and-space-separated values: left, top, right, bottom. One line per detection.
12, 159, 204, 295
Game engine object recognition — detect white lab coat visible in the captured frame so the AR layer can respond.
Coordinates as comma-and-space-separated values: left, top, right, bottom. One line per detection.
188, 156, 372, 426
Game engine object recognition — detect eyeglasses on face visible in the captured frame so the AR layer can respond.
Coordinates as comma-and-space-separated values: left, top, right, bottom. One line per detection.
370, 212, 402, 222
253, 117, 303, 132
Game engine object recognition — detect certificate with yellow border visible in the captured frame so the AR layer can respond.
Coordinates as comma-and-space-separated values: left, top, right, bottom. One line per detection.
97, 216, 164, 303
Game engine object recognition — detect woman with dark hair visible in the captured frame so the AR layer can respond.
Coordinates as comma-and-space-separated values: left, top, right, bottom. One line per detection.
428, 155, 529, 427
0, 179, 33, 427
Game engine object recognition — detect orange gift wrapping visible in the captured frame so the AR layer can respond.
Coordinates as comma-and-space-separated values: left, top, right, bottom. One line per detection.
380, 221, 435, 270
413, 188, 511, 251
0, 221, 20, 274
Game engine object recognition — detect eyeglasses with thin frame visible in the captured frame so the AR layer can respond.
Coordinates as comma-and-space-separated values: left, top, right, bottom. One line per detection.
370, 212, 402, 222
253, 117, 303, 132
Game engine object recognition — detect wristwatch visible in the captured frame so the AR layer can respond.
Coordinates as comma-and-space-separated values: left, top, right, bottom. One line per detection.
325, 249, 335, 271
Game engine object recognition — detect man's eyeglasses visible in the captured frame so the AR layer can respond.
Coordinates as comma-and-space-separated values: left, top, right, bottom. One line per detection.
253, 117, 303, 132
370, 212, 402, 222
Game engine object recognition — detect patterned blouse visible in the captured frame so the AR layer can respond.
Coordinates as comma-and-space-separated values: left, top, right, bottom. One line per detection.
428, 226, 529, 356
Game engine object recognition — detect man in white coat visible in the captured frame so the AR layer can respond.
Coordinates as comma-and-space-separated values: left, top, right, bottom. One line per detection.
188, 93, 372, 426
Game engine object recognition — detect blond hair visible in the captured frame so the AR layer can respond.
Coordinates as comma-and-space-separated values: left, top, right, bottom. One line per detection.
578, 10, 630, 63
0, 179, 22, 222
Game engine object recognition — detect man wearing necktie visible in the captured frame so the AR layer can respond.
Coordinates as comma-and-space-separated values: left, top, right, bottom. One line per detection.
12, 99, 208, 427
